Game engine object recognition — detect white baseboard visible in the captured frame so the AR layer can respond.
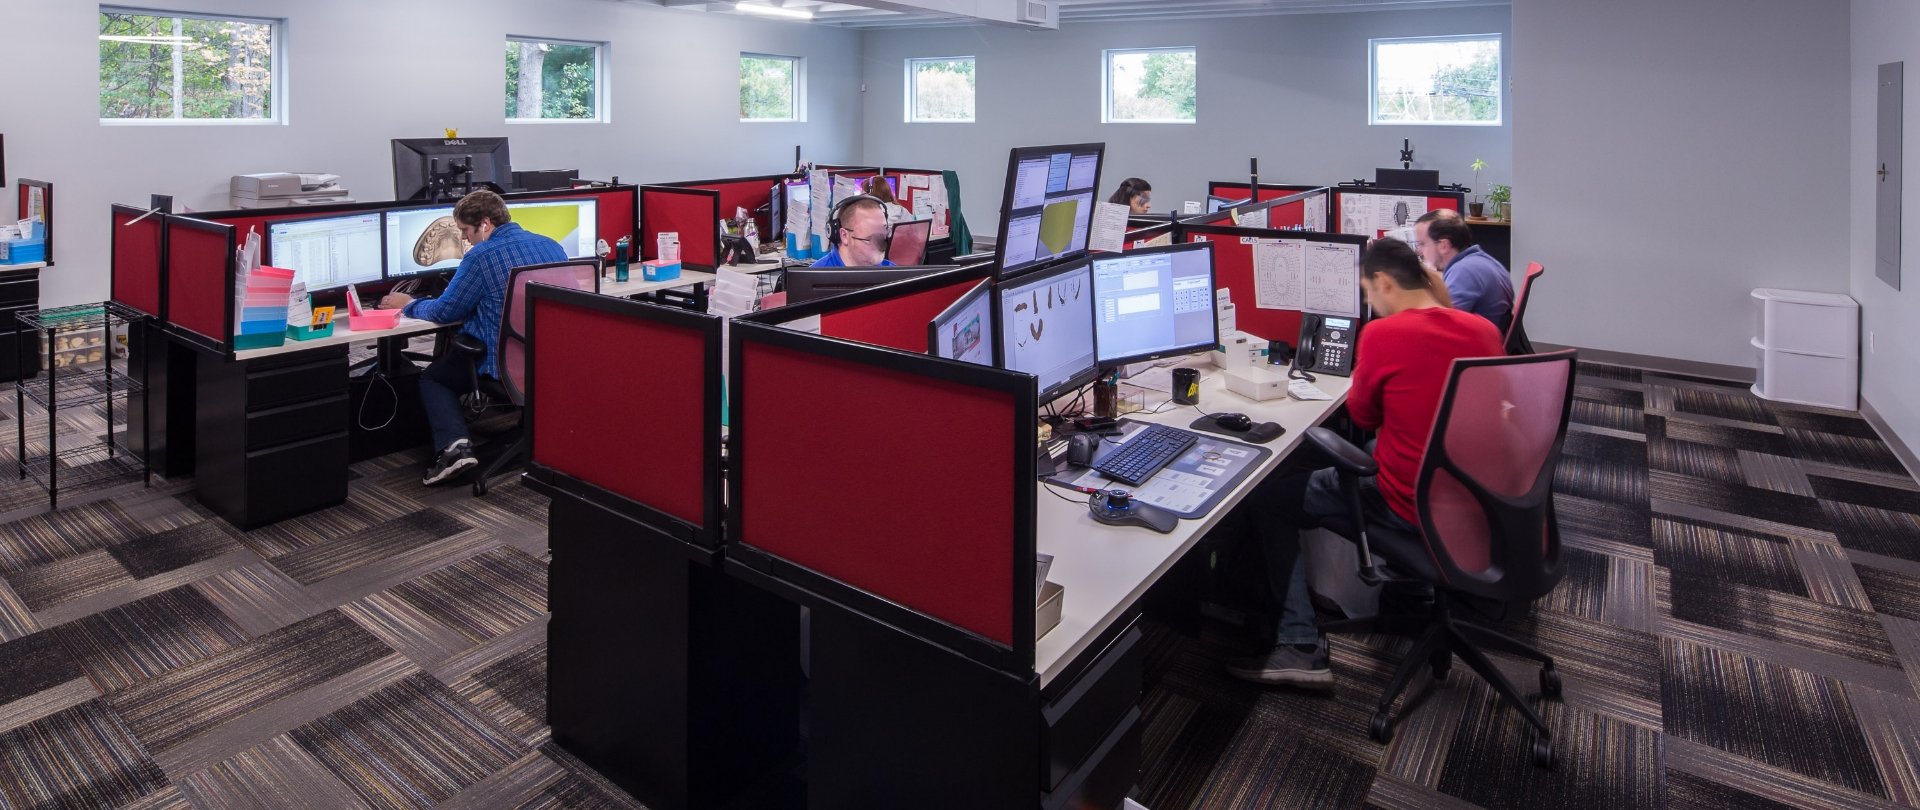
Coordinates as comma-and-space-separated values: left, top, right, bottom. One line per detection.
1536, 342, 1755, 383
1860, 397, 1920, 485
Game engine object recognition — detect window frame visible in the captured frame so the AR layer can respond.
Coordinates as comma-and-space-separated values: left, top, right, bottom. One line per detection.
904, 56, 977, 124
1368, 33, 1504, 127
504, 35, 610, 125
1101, 46, 1197, 125
740, 52, 806, 123
98, 5, 287, 126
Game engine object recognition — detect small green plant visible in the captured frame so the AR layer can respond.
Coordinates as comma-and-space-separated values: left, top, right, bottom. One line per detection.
1487, 183, 1512, 220
1470, 159, 1488, 198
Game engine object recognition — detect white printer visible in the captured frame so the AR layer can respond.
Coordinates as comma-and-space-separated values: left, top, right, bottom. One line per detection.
229, 173, 353, 209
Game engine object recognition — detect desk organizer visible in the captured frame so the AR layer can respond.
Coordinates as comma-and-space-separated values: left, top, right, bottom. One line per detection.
0, 237, 46, 265
1037, 581, 1064, 640
642, 259, 682, 282
347, 309, 400, 332
286, 321, 335, 341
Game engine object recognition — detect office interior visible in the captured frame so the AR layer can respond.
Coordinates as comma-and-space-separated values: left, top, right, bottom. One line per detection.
2, 0, 1919, 808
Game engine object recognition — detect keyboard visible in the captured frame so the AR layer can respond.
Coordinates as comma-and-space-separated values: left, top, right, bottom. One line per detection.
1092, 424, 1198, 486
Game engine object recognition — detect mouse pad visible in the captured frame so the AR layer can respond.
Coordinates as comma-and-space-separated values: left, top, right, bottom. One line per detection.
1187, 416, 1286, 444
1045, 419, 1273, 518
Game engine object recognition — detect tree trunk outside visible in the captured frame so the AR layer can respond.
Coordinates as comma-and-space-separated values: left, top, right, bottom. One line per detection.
516, 42, 545, 118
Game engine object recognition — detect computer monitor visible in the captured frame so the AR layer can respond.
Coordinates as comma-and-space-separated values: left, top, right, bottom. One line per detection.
928, 279, 992, 366
1091, 242, 1218, 367
384, 205, 464, 278
886, 219, 933, 265
505, 198, 598, 259
783, 266, 946, 304
993, 143, 1105, 279
1375, 168, 1441, 191
267, 212, 386, 292
995, 257, 1098, 401
1207, 195, 1250, 214
392, 137, 511, 202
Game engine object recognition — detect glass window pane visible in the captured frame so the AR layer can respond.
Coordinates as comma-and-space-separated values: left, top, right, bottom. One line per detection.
909, 57, 975, 122
506, 38, 601, 120
741, 55, 799, 121
1105, 48, 1195, 123
1371, 36, 1501, 125
99, 8, 277, 121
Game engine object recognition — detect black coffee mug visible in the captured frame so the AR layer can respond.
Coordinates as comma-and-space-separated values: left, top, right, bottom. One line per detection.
1172, 368, 1201, 405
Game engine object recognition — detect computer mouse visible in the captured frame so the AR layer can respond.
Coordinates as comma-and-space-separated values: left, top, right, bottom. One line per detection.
1213, 412, 1254, 432
1066, 433, 1101, 467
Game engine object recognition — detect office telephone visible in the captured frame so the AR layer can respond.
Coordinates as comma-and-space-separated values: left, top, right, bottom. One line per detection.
1294, 314, 1357, 377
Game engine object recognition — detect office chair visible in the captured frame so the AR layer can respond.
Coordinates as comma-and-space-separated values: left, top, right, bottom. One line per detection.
450, 259, 600, 496
1305, 349, 1577, 769
1506, 262, 1545, 355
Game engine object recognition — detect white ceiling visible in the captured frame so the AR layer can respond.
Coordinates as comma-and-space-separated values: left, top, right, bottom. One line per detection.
639, 0, 1507, 30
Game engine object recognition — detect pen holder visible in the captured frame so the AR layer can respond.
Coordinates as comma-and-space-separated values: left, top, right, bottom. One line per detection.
347, 309, 400, 332
286, 321, 336, 341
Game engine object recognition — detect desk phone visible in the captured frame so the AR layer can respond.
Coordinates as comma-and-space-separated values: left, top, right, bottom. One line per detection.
1295, 314, 1356, 377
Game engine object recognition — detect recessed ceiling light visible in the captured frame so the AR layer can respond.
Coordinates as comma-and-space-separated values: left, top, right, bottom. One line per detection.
735, 3, 815, 19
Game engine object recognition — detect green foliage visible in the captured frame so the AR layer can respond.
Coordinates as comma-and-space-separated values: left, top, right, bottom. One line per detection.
99, 12, 273, 120
1487, 184, 1511, 204
1374, 38, 1500, 124
741, 56, 798, 120
505, 41, 597, 120
911, 59, 974, 121
1108, 49, 1195, 122
1138, 51, 1196, 120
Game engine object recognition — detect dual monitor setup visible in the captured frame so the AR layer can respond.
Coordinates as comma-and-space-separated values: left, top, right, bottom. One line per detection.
264, 197, 599, 293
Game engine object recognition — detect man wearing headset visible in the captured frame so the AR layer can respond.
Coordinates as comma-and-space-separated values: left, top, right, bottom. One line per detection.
808, 195, 896, 268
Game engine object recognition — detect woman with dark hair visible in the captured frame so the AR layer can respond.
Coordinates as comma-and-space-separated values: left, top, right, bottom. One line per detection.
1108, 177, 1153, 215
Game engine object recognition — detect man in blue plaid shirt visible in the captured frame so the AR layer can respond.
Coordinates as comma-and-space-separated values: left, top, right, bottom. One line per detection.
379, 190, 566, 485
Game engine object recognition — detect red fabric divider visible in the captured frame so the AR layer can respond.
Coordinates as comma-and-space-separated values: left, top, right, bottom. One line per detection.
682, 179, 780, 237
531, 297, 708, 524
640, 188, 718, 267
589, 188, 636, 249
111, 208, 163, 318
166, 220, 232, 344
738, 340, 1016, 646
1427, 196, 1463, 216
819, 278, 982, 353
1269, 200, 1306, 229
1184, 232, 1302, 344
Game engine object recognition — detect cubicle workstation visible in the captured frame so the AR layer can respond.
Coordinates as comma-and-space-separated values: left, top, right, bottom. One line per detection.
1181, 224, 1371, 350
723, 270, 1353, 807
1197, 182, 1332, 231
112, 203, 195, 478
1329, 185, 1469, 239
522, 284, 799, 810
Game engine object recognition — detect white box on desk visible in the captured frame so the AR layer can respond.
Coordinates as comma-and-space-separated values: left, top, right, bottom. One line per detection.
1223, 364, 1290, 401
1213, 330, 1266, 370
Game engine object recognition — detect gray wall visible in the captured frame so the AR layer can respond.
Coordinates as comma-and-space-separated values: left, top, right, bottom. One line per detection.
1849, 0, 1920, 461
1511, 0, 1851, 369
6, 0, 863, 307
858, 7, 1513, 234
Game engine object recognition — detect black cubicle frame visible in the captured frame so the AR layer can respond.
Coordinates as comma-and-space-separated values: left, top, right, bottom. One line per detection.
160, 215, 237, 358
1175, 187, 1327, 230
522, 284, 726, 549
725, 318, 1041, 676
740, 260, 994, 326
185, 184, 642, 228
109, 203, 167, 322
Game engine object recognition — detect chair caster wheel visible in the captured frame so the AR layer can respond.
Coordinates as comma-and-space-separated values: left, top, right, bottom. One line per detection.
1368, 711, 1395, 743
1531, 738, 1556, 769
1540, 664, 1562, 697
1430, 652, 1452, 683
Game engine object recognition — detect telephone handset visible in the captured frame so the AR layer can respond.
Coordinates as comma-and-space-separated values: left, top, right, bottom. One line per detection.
1294, 314, 1358, 377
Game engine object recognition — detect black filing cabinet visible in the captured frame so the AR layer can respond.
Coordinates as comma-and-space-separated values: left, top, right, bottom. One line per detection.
0, 268, 41, 383
194, 347, 350, 529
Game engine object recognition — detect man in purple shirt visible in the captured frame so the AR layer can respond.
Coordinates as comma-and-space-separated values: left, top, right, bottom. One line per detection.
1414, 209, 1514, 335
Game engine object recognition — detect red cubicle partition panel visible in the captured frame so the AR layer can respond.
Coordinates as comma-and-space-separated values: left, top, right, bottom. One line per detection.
730, 321, 1036, 665
664, 175, 789, 238
820, 277, 986, 353
1329, 189, 1467, 238
526, 285, 722, 545
110, 204, 164, 319
1207, 181, 1321, 204
1182, 225, 1369, 345
164, 216, 236, 353
639, 186, 719, 269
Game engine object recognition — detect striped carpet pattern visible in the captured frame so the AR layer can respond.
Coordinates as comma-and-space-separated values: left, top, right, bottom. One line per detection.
0, 362, 1914, 808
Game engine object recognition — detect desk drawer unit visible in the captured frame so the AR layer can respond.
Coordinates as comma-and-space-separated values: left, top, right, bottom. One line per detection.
196, 347, 350, 529
1040, 623, 1144, 794
0, 270, 40, 382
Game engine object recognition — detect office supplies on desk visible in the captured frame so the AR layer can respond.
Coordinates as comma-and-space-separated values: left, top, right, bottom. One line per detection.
1189, 413, 1285, 444
1065, 433, 1101, 467
1049, 419, 1271, 518
1287, 378, 1333, 401
1088, 489, 1178, 533
1171, 367, 1200, 404
1295, 313, 1357, 376
344, 284, 400, 331
1091, 423, 1196, 486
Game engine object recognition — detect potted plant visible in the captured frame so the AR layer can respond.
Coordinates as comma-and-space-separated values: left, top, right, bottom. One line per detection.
1468, 159, 1488, 218
1487, 184, 1511, 221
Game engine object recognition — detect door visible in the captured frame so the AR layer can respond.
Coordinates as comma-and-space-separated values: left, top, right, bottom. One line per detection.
1877, 62, 1902, 290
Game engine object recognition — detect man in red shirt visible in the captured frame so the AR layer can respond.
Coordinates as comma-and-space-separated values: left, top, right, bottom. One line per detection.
1229, 239, 1504, 687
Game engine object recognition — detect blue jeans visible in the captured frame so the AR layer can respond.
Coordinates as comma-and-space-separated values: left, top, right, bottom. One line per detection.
419, 352, 474, 452
1250, 465, 1417, 646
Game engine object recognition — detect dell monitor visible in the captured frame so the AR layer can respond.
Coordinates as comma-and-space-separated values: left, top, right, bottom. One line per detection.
886, 219, 933, 266
392, 137, 511, 202
995, 257, 1098, 402
505, 197, 598, 259
1375, 168, 1441, 191
783, 265, 946, 305
266, 212, 385, 292
993, 143, 1105, 279
1091, 242, 1218, 368
384, 205, 465, 278
928, 278, 992, 366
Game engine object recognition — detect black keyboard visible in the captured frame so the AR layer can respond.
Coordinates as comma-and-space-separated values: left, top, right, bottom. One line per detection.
1093, 424, 1198, 486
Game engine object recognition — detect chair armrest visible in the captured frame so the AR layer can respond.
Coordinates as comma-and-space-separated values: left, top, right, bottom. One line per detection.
1306, 427, 1377, 477
449, 334, 486, 358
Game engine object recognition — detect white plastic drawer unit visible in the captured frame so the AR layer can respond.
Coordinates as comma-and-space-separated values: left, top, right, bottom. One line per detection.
1752, 288, 1859, 359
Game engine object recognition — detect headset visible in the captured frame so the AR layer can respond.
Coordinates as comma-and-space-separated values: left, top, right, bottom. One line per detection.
827, 193, 893, 249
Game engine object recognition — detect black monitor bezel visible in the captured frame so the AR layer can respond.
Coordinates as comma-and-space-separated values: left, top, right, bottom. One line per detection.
262, 209, 388, 292
504, 195, 601, 260
1090, 240, 1220, 369
784, 265, 949, 305
391, 137, 512, 202
991, 142, 1106, 280
380, 202, 464, 280
993, 254, 1100, 403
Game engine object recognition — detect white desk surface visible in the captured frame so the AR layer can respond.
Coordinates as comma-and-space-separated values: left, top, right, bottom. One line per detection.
0, 262, 47, 273
1034, 366, 1350, 688
600, 271, 716, 298
231, 317, 449, 361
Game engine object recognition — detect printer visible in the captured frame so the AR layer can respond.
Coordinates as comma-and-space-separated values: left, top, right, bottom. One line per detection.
229, 173, 353, 209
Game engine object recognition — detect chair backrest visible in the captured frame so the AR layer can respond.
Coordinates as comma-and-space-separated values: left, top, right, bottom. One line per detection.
1414, 349, 1576, 602
500, 260, 601, 404
1505, 262, 1545, 355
